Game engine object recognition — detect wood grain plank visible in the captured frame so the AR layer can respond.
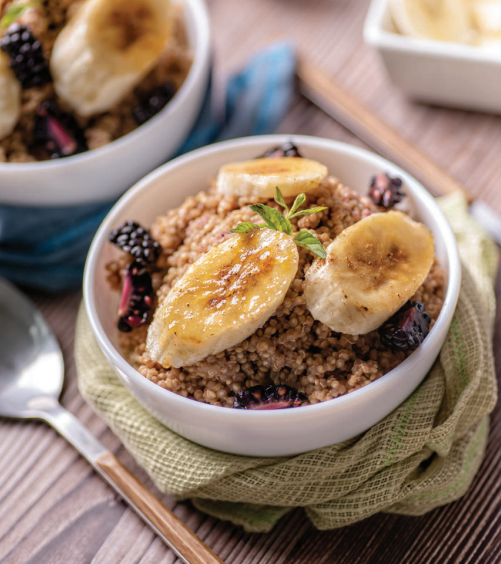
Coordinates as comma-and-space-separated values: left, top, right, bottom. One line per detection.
2, 471, 116, 564
91, 508, 157, 564
22, 501, 125, 564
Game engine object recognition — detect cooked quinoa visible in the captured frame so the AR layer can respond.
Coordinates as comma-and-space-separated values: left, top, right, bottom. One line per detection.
106, 176, 446, 408
0, 0, 191, 162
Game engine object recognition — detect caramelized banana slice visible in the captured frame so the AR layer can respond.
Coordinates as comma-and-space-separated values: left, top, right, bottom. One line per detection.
216, 157, 328, 199
147, 229, 299, 368
304, 211, 435, 335
50, 0, 170, 116
0, 52, 21, 140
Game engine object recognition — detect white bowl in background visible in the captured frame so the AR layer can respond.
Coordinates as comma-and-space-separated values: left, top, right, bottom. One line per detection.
0, 0, 211, 207
364, 0, 501, 114
84, 134, 461, 457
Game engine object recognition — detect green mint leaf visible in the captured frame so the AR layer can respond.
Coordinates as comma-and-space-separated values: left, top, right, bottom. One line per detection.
249, 204, 279, 230
289, 193, 306, 218
250, 203, 293, 235
1, 2, 37, 29
289, 206, 328, 218
230, 223, 263, 234
274, 187, 289, 214
294, 231, 326, 258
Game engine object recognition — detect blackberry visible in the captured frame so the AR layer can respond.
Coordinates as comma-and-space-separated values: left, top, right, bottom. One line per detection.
133, 81, 177, 125
234, 384, 307, 410
0, 24, 51, 88
379, 301, 431, 352
33, 100, 87, 159
368, 173, 405, 208
117, 262, 154, 332
109, 221, 161, 265
261, 141, 303, 159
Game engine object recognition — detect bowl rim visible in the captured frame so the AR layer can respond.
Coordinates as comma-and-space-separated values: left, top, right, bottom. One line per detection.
364, 0, 501, 62
0, 0, 211, 172
84, 134, 461, 422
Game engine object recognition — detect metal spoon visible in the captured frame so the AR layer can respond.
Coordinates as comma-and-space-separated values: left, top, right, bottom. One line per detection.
0, 277, 223, 564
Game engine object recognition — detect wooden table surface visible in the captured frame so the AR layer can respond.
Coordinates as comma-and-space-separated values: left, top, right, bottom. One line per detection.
1, 0, 501, 562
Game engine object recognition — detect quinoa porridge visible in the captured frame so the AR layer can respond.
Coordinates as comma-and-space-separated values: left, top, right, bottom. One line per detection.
0, 0, 191, 162
106, 143, 445, 410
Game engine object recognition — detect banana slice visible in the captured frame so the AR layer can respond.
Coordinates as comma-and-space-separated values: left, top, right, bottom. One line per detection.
216, 157, 328, 199
0, 53, 21, 141
390, 0, 472, 43
304, 211, 435, 336
472, 1, 501, 36
147, 229, 299, 368
50, 0, 170, 116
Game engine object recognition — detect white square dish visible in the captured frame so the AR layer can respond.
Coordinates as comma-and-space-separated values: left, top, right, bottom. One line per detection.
364, 0, 501, 113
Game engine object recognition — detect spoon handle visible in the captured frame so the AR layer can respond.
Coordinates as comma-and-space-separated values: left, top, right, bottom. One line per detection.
42, 403, 224, 564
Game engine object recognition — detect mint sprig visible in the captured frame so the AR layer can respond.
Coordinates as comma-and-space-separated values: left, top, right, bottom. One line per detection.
1, 1, 40, 29
230, 187, 327, 258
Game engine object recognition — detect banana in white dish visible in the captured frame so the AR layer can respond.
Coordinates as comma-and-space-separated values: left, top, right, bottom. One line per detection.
304, 211, 435, 336
389, 0, 472, 43
216, 157, 328, 199
50, 0, 171, 117
0, 52, 21, 140
472, 0, 501, 40
147, 229, 299, 368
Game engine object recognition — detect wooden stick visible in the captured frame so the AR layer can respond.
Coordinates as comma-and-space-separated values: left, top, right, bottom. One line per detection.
296, 55, 475, 204
96, 452, 224, 564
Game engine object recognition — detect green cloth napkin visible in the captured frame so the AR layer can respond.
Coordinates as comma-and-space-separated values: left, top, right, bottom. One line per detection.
75, 192, 499, 533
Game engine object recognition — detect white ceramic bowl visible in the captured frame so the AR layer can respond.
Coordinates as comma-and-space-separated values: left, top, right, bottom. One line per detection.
84, 134, 461, 457
0, 0, 210, 207
364, 0, 501, 114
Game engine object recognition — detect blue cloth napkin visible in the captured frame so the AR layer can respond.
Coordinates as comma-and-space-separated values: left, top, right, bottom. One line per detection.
0, 41, 296, 292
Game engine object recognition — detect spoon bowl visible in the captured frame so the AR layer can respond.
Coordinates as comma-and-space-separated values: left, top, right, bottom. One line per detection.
0, 278, 63, 418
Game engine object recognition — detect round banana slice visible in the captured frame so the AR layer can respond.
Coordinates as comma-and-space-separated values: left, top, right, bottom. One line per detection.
147, 229, 299, 368
390, 0, 471, 43
216, 157, 328, 199
50, 0, 171, 116
472, 1, 501, 37
304, 211, 435, 336
0, 53, 21, 141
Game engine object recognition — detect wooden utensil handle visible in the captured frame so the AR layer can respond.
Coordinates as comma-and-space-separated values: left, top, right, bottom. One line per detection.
95, 451, 224, 564
296, 56, 475, 204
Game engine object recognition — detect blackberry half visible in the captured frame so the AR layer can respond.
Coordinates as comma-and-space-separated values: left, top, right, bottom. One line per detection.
379, 301, 431, 352
234, 384, 307, 410
133, 81, 177, 125
117, 262, 154, 332
0, 24, 51, 88
33, 100, 87, 159
261, 141, 303, 159
368, 173, 405, 208
109, 221, 161, 265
